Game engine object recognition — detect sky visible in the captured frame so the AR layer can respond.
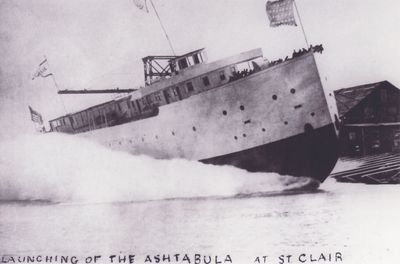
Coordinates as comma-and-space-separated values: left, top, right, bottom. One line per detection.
1, 0, 400, 138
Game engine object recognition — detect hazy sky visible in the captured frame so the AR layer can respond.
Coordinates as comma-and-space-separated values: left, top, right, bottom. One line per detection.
1, 0, 400, 137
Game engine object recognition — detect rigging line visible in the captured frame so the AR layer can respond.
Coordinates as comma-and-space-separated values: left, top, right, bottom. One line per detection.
148, 0, 176, 55
44, 55, 68, 114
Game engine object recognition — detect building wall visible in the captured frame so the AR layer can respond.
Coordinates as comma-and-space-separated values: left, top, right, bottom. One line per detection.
341, 125, 400, 156
339, 82, 400, 156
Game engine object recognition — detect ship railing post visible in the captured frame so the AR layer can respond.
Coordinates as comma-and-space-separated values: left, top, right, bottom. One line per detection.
93, 114, 96, 130
104, 109, 108, 127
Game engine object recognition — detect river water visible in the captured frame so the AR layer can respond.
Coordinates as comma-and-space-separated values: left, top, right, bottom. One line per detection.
0, 134, 399, 264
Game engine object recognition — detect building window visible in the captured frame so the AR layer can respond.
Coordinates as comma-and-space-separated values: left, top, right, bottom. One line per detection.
349, 132, 357, 141
178, 58, 188, 69
186, 82, 194, 92
83, 113, 88, 123
130, 101, 136, 110
202, 76, 210, 86
364, 107, 374, 120
193, 54, 200, 64
173, 87, 178, 96
388, 106, 397, 115
141, 97, 148, 106
219, 71, 226, 81
146, 95, 154, 104
154, 92, 162, 101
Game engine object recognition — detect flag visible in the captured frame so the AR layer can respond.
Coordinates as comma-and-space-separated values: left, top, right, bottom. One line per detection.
266, 0, 297, 27
32, 59, 53, 80
132, 0, 149, 13
28, 106, 43, 125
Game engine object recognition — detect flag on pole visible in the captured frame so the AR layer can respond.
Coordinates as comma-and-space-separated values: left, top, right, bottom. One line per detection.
132, 0, 149, 13
32, 59, 53, 80
28, 106, 43, 125
266, 0, 297, 27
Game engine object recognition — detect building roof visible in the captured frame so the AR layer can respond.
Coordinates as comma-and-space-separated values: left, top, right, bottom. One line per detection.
334, 81, 388, 117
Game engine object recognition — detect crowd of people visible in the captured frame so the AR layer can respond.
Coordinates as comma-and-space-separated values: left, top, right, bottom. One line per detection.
229, 68, 256, 82
269, 44, 324, 66
227, 44, 324, 83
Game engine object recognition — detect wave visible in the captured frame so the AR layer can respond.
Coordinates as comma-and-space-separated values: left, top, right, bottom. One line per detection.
0, 133, 317, 203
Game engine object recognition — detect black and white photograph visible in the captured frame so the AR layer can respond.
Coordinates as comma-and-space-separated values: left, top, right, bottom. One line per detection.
0, 0, 399, 263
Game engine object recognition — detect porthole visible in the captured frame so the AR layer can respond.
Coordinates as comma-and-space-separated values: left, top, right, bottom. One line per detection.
272, 95, 278, 100
234, 136, 238, 140
311, 112, 315, 117
284, 121, 288, 125
192, 126, 196, 132
172, 131, 175, 136
262, 128, 266, 132
222, 110, 227, 115
240, 105, 245, 111
304, 123, 314, 133
290, 88, 296, 94
141, 138, 144, 142
243, 133, 247, 137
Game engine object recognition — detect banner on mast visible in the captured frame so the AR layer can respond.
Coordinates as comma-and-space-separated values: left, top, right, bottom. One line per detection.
32, 59, 53, 80
266, 0, 297, 27
28, 106, 43, 125
132, 0, 149, 13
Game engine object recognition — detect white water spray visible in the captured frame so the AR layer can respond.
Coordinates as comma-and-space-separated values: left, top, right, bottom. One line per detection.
0, 133, 316, 203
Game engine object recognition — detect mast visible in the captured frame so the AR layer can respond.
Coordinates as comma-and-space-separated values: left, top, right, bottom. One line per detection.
293, 0, 309, 48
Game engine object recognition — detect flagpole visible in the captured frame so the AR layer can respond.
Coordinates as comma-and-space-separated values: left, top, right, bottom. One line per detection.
44, 56, 69, 114
292, 0, 330, 113
148, 0, 176, 55
293, 0, 309, 48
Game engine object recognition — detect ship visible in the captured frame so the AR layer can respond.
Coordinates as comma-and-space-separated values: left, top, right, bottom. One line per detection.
47, 46, 340, 182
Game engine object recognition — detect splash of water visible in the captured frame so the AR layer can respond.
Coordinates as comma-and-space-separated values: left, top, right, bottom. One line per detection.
0, 133, 316, 203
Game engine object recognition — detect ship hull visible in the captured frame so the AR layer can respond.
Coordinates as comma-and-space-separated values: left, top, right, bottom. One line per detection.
201, 123, 339, 182
79, 53, 340, 182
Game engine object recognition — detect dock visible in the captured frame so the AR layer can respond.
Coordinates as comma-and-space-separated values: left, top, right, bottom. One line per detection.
330, 152, 400, 184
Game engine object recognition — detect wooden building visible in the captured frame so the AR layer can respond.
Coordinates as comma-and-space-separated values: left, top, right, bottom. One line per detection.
335, 81, 400, 156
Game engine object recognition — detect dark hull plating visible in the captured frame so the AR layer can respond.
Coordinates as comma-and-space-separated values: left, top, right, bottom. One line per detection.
201, 124, 339, 182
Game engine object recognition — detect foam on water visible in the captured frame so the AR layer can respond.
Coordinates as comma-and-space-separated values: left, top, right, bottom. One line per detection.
0, 133, 317, 203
